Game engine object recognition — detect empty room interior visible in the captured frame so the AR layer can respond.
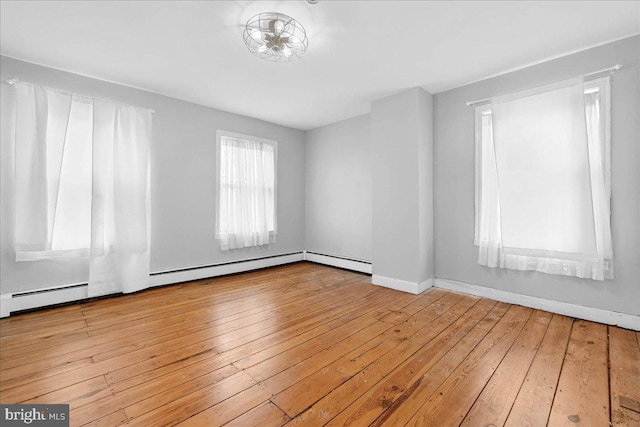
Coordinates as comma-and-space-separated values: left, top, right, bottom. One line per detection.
1, 1, 639, 426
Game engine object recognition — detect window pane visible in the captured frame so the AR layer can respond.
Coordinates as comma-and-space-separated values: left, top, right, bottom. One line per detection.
51, 99, 93, 251
217, 134, 276, 250
491, 83, 597, 257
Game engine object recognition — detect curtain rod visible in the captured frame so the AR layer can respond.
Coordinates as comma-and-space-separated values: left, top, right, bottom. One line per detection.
3, 78, 156, 114
465, 63, 622, 107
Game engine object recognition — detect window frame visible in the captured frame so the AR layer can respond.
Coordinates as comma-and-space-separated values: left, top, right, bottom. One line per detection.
472, 76, 613, 280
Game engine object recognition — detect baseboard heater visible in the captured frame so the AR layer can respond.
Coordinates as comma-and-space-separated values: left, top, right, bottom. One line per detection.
0, 251, 305, 317
1, 250, 373, 317
303, 251, 372, 274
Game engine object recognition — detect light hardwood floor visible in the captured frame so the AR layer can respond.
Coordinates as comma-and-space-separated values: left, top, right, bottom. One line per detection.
1, 262, 639, 426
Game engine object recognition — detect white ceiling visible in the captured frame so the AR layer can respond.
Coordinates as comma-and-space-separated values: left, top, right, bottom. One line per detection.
1, 1, 638, 130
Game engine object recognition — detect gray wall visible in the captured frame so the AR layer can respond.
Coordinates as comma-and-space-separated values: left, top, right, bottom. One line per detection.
0, 56, 306, 294
434, 36, 640, 316
372, 87, 434, 285
305, 114, 372, 261
417, 89, 434, 283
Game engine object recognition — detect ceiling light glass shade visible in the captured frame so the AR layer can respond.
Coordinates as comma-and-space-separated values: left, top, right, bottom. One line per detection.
243, 12, 308, 62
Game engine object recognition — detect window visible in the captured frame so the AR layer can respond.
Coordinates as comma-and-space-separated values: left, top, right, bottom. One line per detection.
14, 84, 93, 261
12, 81, 153, 295
215, 131, 277, 250
474, 77, 612, 280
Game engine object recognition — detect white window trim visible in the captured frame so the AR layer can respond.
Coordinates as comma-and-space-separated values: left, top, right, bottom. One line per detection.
474, 103, 492, 246
16, 248, 90, 262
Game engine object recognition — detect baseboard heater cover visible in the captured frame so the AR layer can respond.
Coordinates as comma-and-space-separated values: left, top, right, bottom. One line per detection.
0, 252, 304, 317
149, 252, 304, 287
303, 251, 372, 274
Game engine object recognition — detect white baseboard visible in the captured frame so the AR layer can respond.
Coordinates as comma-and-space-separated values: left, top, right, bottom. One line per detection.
372, 275, 433, 295
0, 293, 12, 318
0, 252, 304, 318
434, 278, 640, 331
303, 251, 372, 274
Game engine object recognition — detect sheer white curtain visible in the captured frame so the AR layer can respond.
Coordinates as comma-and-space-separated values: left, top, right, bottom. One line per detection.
89, 100, 152, 296
12, 81, 152, 295
14, 83, 78, 260
475, 78, 613, 280
215, 132, 276, 251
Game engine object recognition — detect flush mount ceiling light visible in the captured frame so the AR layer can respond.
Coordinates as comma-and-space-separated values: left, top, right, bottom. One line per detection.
243, 12, 308, 62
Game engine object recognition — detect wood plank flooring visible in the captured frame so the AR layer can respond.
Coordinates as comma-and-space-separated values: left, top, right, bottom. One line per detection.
1, 262, 639, 426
